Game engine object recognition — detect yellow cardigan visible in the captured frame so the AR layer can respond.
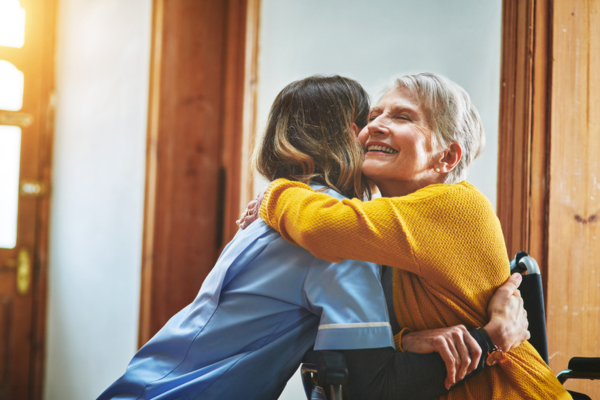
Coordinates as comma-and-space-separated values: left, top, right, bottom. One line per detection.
259, 178, 570, 400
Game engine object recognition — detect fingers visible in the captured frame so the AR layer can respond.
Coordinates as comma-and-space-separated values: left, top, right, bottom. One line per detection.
400, 325, 481, 390
496, 273, 523, 298
432, 326, 474, 389
513, 304, 531, 350
434, 339, 457, 390
488, 273, 524, 324
447, 326, 469, 383
463, 329, 481, 374
507, 272, 523, 288
237, 199, 262, 230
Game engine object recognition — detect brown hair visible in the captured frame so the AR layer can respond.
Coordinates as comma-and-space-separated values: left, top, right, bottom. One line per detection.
253, 75, 370, 199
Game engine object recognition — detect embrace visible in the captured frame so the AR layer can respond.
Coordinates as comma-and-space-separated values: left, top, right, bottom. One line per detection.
99, 74, 569, 399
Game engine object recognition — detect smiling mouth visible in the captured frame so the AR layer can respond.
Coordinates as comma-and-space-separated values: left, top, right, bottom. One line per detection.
366, 145, 398, 154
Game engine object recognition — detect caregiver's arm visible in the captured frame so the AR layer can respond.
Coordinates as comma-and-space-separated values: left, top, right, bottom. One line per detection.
340, 330, 485, 400
341, 274, 528, 399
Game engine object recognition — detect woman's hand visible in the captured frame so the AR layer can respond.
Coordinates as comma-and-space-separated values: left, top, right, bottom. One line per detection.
236, 188, 267, 229
400, 274, 529, 390
484, 273, 530, 352
401, 325, 481, 390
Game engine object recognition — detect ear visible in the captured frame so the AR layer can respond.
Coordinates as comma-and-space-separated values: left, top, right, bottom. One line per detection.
435, 142, 462, 172
351, 123, 361, 137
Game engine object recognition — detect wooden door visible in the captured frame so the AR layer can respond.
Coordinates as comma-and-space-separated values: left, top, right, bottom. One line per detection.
545, 1, 600, 396
0, 1, 56, 399
498, 0, 600, 397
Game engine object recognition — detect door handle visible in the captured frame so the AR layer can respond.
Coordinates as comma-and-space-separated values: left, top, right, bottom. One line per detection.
16, 248, 31, 295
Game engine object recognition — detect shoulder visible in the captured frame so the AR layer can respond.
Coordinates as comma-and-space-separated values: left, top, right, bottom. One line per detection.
404, 181, 492, 206
393, 182, 495, 225
453, 181, 495, 210
305, 258, 383, 299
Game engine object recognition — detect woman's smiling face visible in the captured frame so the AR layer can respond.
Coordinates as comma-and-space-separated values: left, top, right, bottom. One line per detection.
358, 86, 440, 197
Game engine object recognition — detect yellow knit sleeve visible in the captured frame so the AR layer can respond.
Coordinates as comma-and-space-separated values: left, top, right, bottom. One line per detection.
259, 178, 504, 280
259, 179, 438, 275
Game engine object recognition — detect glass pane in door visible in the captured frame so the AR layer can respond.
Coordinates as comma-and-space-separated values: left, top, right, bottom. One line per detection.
0, 125, 21, 249
0, 0, 26, 48
0, 60, 24, 111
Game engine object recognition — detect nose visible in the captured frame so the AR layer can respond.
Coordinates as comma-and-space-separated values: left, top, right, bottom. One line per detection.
367, 114, 390, 136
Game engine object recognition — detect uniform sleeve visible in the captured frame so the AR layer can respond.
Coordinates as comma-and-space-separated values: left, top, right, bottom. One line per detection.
303, 257, 394, 351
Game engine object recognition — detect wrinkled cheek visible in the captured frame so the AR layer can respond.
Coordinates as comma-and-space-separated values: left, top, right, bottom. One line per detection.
361, 158, 390, 179
357, 126, 369, 144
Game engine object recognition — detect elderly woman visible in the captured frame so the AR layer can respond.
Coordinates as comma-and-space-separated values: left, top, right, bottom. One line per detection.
257, 73, 570, 399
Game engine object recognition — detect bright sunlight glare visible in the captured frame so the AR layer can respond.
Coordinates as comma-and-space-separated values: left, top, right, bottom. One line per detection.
0, 126, 21, 249
0, 0, 26, 48
0, 60, 24, 111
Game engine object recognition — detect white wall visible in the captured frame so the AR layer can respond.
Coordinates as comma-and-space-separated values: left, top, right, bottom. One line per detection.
255, 0, 502, 209
254, 1, 502, 399
44, 1, 151, 399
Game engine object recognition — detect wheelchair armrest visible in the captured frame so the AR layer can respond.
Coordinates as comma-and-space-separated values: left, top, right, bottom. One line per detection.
305, 350, 348, 386
569, 357, 600, 373
301, 350, 348, 400
510, 253, 540, 275
557, 357, 600, 384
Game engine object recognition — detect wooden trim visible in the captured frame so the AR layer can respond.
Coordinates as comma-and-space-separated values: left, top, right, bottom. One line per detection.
527, 0, 552, 293
497, 0, 552, 275
0, 296, 14, 399
240, 0, 261, 212
138, 0, 261, 346
138, 0, 164, 348
219, 0, 261, 245
30, 0, 58, 398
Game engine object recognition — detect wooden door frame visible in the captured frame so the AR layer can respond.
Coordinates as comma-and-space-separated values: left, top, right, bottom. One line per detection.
29, 2, 57, 396
138, 0, 260, 345
497, 0, 552, 283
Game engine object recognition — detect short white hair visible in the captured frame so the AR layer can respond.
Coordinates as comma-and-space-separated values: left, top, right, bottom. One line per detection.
386, 73, 485, 184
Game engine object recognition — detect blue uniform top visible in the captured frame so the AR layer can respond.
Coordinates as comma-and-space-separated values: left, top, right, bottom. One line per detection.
98, 186, 394, 400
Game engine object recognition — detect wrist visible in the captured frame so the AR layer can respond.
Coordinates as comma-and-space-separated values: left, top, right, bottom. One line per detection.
396, 327, 412, 352
482, 318, 508, 352
477, 326, 504, 366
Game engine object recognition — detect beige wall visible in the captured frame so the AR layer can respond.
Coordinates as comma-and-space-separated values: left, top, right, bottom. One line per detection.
255, 0, 502, 210
44, 1, 151, 398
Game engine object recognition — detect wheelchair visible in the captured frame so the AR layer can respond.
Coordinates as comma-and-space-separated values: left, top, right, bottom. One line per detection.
300, 252, 600, 400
